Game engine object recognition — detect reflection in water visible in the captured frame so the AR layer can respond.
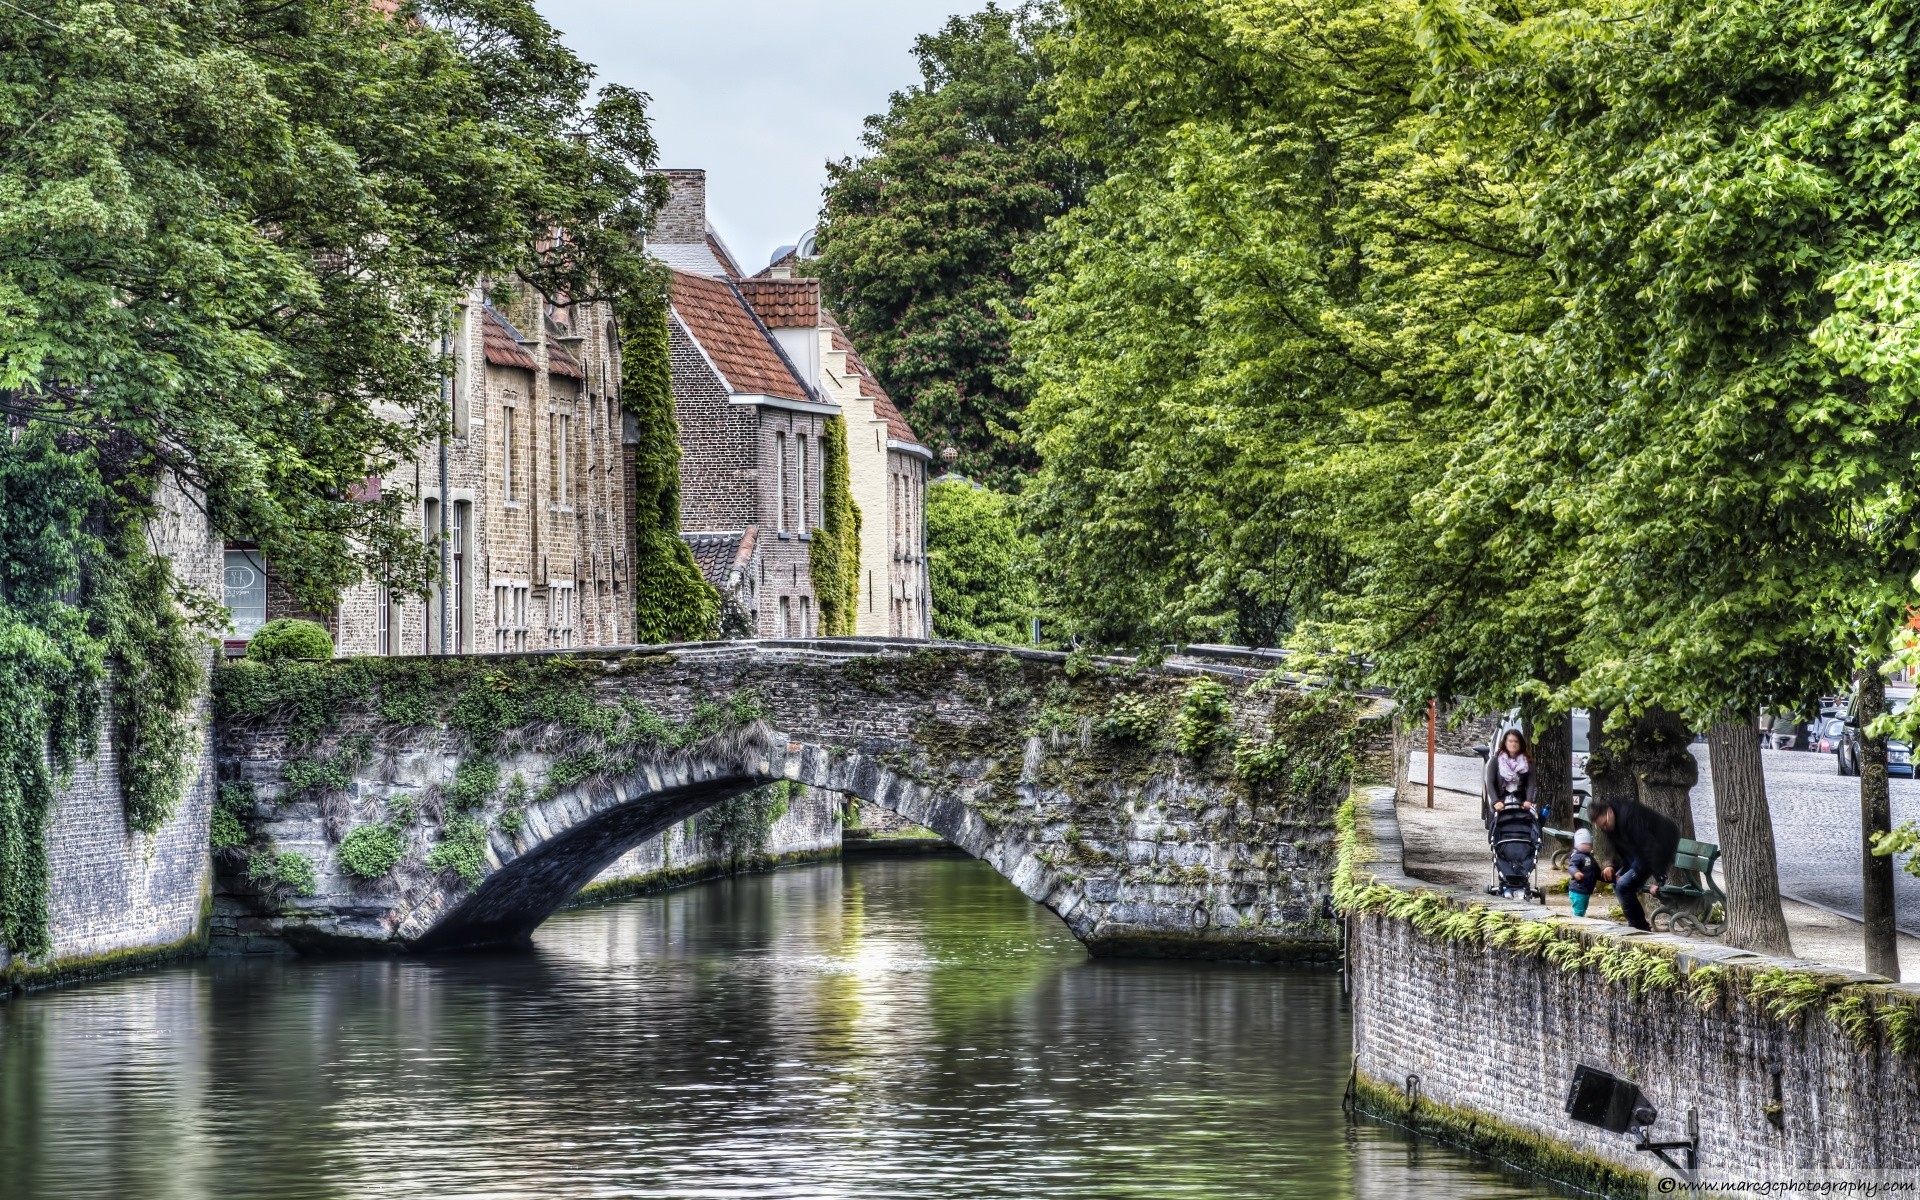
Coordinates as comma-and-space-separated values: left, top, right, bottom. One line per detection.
1, 857, 1560, 1199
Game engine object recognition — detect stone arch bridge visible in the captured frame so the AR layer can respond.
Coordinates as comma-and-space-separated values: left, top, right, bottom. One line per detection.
213, 640, 1376, 960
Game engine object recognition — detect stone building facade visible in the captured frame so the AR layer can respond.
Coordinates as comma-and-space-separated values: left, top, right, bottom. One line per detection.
227, 279, 634, 658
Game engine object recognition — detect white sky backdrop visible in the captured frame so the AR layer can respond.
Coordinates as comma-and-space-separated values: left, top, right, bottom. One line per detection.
537, 1, 979, 273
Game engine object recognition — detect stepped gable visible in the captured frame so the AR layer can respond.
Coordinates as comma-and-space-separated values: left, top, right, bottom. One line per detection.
667, 271, 811, 402
482, 306, 537, 372
824, 311, 925, 450
733, 279, 819, 329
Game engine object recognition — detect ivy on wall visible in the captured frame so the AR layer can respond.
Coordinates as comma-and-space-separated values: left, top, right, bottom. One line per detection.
810, 414, 862, 636
0, 427, 204, 959
620, 287, 720, 643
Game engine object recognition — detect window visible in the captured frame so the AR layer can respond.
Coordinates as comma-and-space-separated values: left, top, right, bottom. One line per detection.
223, 549, 268, 638
422, 498, 440, 653
494, 583, 530, 652
451, 306, 473, 430
773, 431, 787, 532
450, 501, 470, 653
502, 405, 517, 501
796, 434, 809, 530
551, 584, 575, 648
376, 584, 393, 656
779, 595, 792, 637
552, 412, 571, 506
868, 570, 875, 613
799, 595, 811, 638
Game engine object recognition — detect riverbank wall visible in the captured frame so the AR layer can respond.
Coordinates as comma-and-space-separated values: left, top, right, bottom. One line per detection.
1, 484, 222, 993
1342, 785, 1920, 1193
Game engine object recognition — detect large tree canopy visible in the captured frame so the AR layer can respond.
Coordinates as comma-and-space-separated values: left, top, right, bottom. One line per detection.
0, 0, 665, 957
815, 1, 1083, 488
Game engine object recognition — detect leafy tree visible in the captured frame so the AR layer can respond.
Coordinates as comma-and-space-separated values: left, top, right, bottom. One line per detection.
926, 479, 1043, 644
815, 2, 1081, 487
0, 0, 668, 956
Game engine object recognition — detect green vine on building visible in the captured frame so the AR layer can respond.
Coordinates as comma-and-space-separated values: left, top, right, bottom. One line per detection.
810, 414, 861, 636
620, 286, 721, 643
0, 426, 204, 959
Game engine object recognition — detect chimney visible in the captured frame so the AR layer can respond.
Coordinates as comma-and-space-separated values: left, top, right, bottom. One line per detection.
649, 169, 707, 245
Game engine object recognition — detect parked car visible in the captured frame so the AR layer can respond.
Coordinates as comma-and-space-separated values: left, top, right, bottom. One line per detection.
1814, 716, 1845, 754
1837, 686, 1916, 778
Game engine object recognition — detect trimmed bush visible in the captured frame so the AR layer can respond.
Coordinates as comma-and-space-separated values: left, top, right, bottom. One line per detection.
246, 618, 334, 662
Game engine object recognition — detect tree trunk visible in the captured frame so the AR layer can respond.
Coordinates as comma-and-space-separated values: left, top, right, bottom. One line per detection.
1706, 715, 1793, 956
1534, 712, 1573, 828
1583, 706, 1625, 866
1858, 672, 1901, 981
1627, 707, 1697, 842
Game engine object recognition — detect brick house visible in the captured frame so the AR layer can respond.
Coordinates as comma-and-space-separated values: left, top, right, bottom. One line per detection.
224, 279, 635, 657
653, 169, 932, 638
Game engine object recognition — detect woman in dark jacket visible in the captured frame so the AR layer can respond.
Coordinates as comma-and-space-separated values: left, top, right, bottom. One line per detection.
1482, 729, 1539, 828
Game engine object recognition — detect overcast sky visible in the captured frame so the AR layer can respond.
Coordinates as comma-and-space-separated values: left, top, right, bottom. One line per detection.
537, 0, 978, 274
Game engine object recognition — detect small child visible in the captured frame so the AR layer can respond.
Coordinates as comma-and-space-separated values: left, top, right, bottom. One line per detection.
1567, 828, 1599, 917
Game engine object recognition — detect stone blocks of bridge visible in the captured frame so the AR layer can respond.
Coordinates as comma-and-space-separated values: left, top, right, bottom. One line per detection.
212, 640, 1368, 960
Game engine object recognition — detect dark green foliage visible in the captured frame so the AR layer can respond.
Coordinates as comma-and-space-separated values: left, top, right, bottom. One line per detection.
815, 2, 1081, 486
245, 620, 334, 662
1174, 678, 1232, 759
926, 479, 1043, 644
246, 850, 317, 899
210, 783, 255, 852
699, 784, 789, 864
446, 759, 500, 811
337, 824, 404, 881
809, 415, 862, 635
427, 815, 490, 887
0, 430, 106, 957
621, 288, 720, 642
282, 758, 351, 795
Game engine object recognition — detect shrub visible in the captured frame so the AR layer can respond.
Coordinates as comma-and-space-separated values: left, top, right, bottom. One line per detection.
338, 823, 404, 880
1174, 677, 1232, 758
245, 619, 334, 662
446, 757, 500, 810
247, 849, 317, 897
283, 756, 351, 794
210, 781, 254, 851
1098, 694, 1158, 743
427, 814, 490, 886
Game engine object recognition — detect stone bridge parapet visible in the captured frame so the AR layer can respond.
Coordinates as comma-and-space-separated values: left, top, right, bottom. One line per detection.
212, 639, 1375, 958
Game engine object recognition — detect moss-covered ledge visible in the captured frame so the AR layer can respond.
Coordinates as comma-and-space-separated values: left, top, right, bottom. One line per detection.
1337, 785, 1920, 1194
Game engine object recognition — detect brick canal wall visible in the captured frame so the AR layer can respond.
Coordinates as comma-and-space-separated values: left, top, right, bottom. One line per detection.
2, 480, 223, 990
1344, 786, 1920, 1194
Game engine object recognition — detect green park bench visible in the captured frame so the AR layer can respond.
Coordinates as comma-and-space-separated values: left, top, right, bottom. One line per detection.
1650, 838, 1726, 938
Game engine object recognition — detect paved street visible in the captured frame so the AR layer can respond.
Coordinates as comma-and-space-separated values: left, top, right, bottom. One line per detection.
1411, 745, 1920, 935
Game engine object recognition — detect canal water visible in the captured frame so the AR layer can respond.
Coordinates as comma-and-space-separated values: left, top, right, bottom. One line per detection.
1, 856, 1558, 1199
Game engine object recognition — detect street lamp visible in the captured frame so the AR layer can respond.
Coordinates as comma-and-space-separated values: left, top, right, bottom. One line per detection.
1565, 1064, 1699, 1183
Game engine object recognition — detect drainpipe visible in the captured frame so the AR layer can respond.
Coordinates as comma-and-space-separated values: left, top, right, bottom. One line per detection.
439, 324, 451, 655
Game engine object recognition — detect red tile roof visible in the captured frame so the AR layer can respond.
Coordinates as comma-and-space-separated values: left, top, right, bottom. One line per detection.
482, 307, 536, 372
825, 313, 926, 450
734, 279, 820, 329
668, 271, 812, 402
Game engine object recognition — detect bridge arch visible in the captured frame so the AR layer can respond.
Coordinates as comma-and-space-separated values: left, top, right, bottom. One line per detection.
213, 640, 1365, 961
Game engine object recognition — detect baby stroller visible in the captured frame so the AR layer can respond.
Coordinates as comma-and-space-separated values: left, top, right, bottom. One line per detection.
1486, 801, 1546, 903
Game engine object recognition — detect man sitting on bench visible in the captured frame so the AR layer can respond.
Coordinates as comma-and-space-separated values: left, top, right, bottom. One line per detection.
1590, 797, 1680, 932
